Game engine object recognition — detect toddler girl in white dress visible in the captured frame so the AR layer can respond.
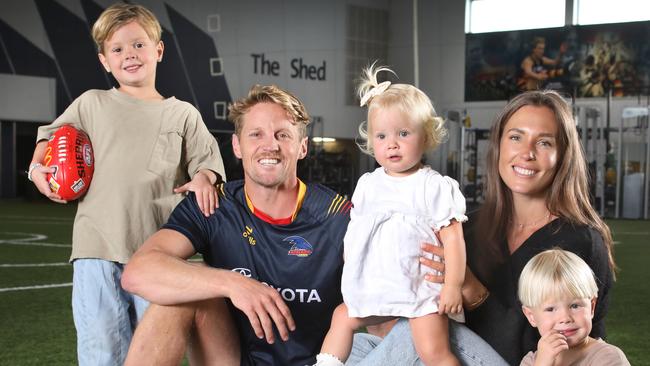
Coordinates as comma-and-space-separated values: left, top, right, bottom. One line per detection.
315, 64, 467, 366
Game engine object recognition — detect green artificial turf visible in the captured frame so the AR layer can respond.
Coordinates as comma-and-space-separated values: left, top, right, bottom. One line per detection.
0, 199, 648, 365
0, 200, 76, 365
604, 219, 650, 366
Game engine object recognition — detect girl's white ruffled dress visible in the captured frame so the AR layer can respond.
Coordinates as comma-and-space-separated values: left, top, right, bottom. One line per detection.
342, 166, 467, 320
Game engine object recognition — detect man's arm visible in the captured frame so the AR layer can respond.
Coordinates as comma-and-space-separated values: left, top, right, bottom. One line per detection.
542, 42, 567, 67
521, 57, 548, 81
122, 228, 220, 305
122, 228, 296, 343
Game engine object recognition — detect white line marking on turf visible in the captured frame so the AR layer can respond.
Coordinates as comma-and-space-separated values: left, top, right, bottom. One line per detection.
0, 215, 73, 221
0, 262, 70, 267
0, 232, 47, 241
0, 240, 71, 248
0, 232, 70, 247
0, 283, 72, 292
0, 220, 74, 226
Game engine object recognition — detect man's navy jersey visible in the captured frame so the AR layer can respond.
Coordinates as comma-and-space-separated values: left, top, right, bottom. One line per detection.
164, 180, 351, 366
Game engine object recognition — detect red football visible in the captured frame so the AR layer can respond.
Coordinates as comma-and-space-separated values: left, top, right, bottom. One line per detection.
43, 125, 94, 201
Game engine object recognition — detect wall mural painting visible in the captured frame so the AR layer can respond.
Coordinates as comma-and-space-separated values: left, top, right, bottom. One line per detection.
465, 21, 650, 101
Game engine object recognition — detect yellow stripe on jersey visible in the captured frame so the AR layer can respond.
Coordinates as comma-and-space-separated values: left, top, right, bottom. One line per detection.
327, 195, 340, 216
328, 194, 348, 216
217, 183, 225, 197
291, 180, 307, 222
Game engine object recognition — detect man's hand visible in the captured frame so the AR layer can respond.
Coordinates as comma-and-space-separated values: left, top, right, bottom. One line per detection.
174, 170, 219, 217
533, 330, 568, 366
226, 272, 296, 344
537, 69, 549, 80
31, 165, 67, 204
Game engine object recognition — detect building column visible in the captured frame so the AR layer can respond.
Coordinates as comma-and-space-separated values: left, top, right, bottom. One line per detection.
1, 120, 17, 198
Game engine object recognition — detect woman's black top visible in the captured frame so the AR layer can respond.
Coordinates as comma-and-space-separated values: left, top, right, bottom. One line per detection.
465, 218, 613, 365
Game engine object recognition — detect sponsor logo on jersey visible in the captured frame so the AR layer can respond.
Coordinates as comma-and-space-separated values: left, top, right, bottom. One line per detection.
242, 225, 256, 246
265, 283, 322, 303
283, 236, 313, 257
232, 267, 252, 277
230, 267, 321, 303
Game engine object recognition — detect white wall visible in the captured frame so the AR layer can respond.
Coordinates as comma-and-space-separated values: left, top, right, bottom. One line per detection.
199, 0, 384, 140
1, 0, 644, 143
0, 74, 56, 122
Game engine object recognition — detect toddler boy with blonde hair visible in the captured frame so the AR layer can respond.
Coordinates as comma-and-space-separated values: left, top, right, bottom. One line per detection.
518, 249, 629, 366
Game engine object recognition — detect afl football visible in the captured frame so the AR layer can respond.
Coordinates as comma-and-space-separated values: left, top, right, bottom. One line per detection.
43, 125, 94, 201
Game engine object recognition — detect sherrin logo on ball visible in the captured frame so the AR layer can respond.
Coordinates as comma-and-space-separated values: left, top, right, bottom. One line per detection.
43, 125, 94, 201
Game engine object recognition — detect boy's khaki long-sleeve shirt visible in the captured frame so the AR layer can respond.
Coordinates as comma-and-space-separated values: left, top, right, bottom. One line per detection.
37, 88, 225, 263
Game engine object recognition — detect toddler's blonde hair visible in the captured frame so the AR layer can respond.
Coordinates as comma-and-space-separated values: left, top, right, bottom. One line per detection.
356, 62, 446, 156
518, 248, 598, 308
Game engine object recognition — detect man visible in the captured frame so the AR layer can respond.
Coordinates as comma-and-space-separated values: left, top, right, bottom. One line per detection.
122, 85, 351, 365
518, 37, 566, 91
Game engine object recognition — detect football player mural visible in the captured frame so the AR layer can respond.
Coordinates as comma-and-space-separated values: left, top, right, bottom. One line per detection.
465, 21, 650, 101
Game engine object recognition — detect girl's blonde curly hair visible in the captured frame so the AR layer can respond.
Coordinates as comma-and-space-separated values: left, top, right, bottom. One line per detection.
356, 62, 447, 156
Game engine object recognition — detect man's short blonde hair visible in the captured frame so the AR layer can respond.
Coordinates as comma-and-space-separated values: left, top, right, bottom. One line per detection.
91, 2, 162, 54
228, 84, 311, 138
518, 249, 598, 308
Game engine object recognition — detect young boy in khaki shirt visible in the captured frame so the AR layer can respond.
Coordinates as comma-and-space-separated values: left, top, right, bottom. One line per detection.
27, 3, 225, 365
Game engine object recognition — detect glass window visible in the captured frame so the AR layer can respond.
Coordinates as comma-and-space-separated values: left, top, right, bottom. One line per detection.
466, 0, 565, 33
575, 0, 650, 25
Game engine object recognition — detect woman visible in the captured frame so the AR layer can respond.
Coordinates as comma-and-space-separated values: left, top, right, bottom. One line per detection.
347, 90, 615, 366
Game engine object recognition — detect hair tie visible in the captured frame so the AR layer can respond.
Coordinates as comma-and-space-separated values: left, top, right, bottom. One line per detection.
360, 81, 391, 107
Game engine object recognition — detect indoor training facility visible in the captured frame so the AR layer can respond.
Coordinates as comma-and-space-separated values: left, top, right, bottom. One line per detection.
0, 0, 648, 364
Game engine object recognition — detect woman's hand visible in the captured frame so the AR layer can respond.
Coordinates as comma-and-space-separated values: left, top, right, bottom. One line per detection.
419, 243, 463, 313
419, 243, 445, 283
420, 242, 489, 311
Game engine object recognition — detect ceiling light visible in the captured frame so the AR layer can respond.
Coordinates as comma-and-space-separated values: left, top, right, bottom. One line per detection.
312, 137, 336, 143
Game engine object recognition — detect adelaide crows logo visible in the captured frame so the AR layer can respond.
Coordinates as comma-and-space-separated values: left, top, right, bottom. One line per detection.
283, 236, 313, 257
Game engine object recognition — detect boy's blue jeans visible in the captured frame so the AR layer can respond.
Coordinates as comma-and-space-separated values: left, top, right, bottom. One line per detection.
72, 259, 148, 366
347, 318, 508, 366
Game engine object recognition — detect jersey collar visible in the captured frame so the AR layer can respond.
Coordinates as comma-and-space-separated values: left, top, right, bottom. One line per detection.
244, 180, 307, 225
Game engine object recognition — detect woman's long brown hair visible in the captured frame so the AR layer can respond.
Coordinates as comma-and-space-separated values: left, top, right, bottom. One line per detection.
475, 90, 615, 280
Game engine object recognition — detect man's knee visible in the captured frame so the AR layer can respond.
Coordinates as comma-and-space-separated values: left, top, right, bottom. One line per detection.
187, 299, 240, 366
145, 302, 197, 328
125, 303, 199, 366
193, 298, 231, 328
